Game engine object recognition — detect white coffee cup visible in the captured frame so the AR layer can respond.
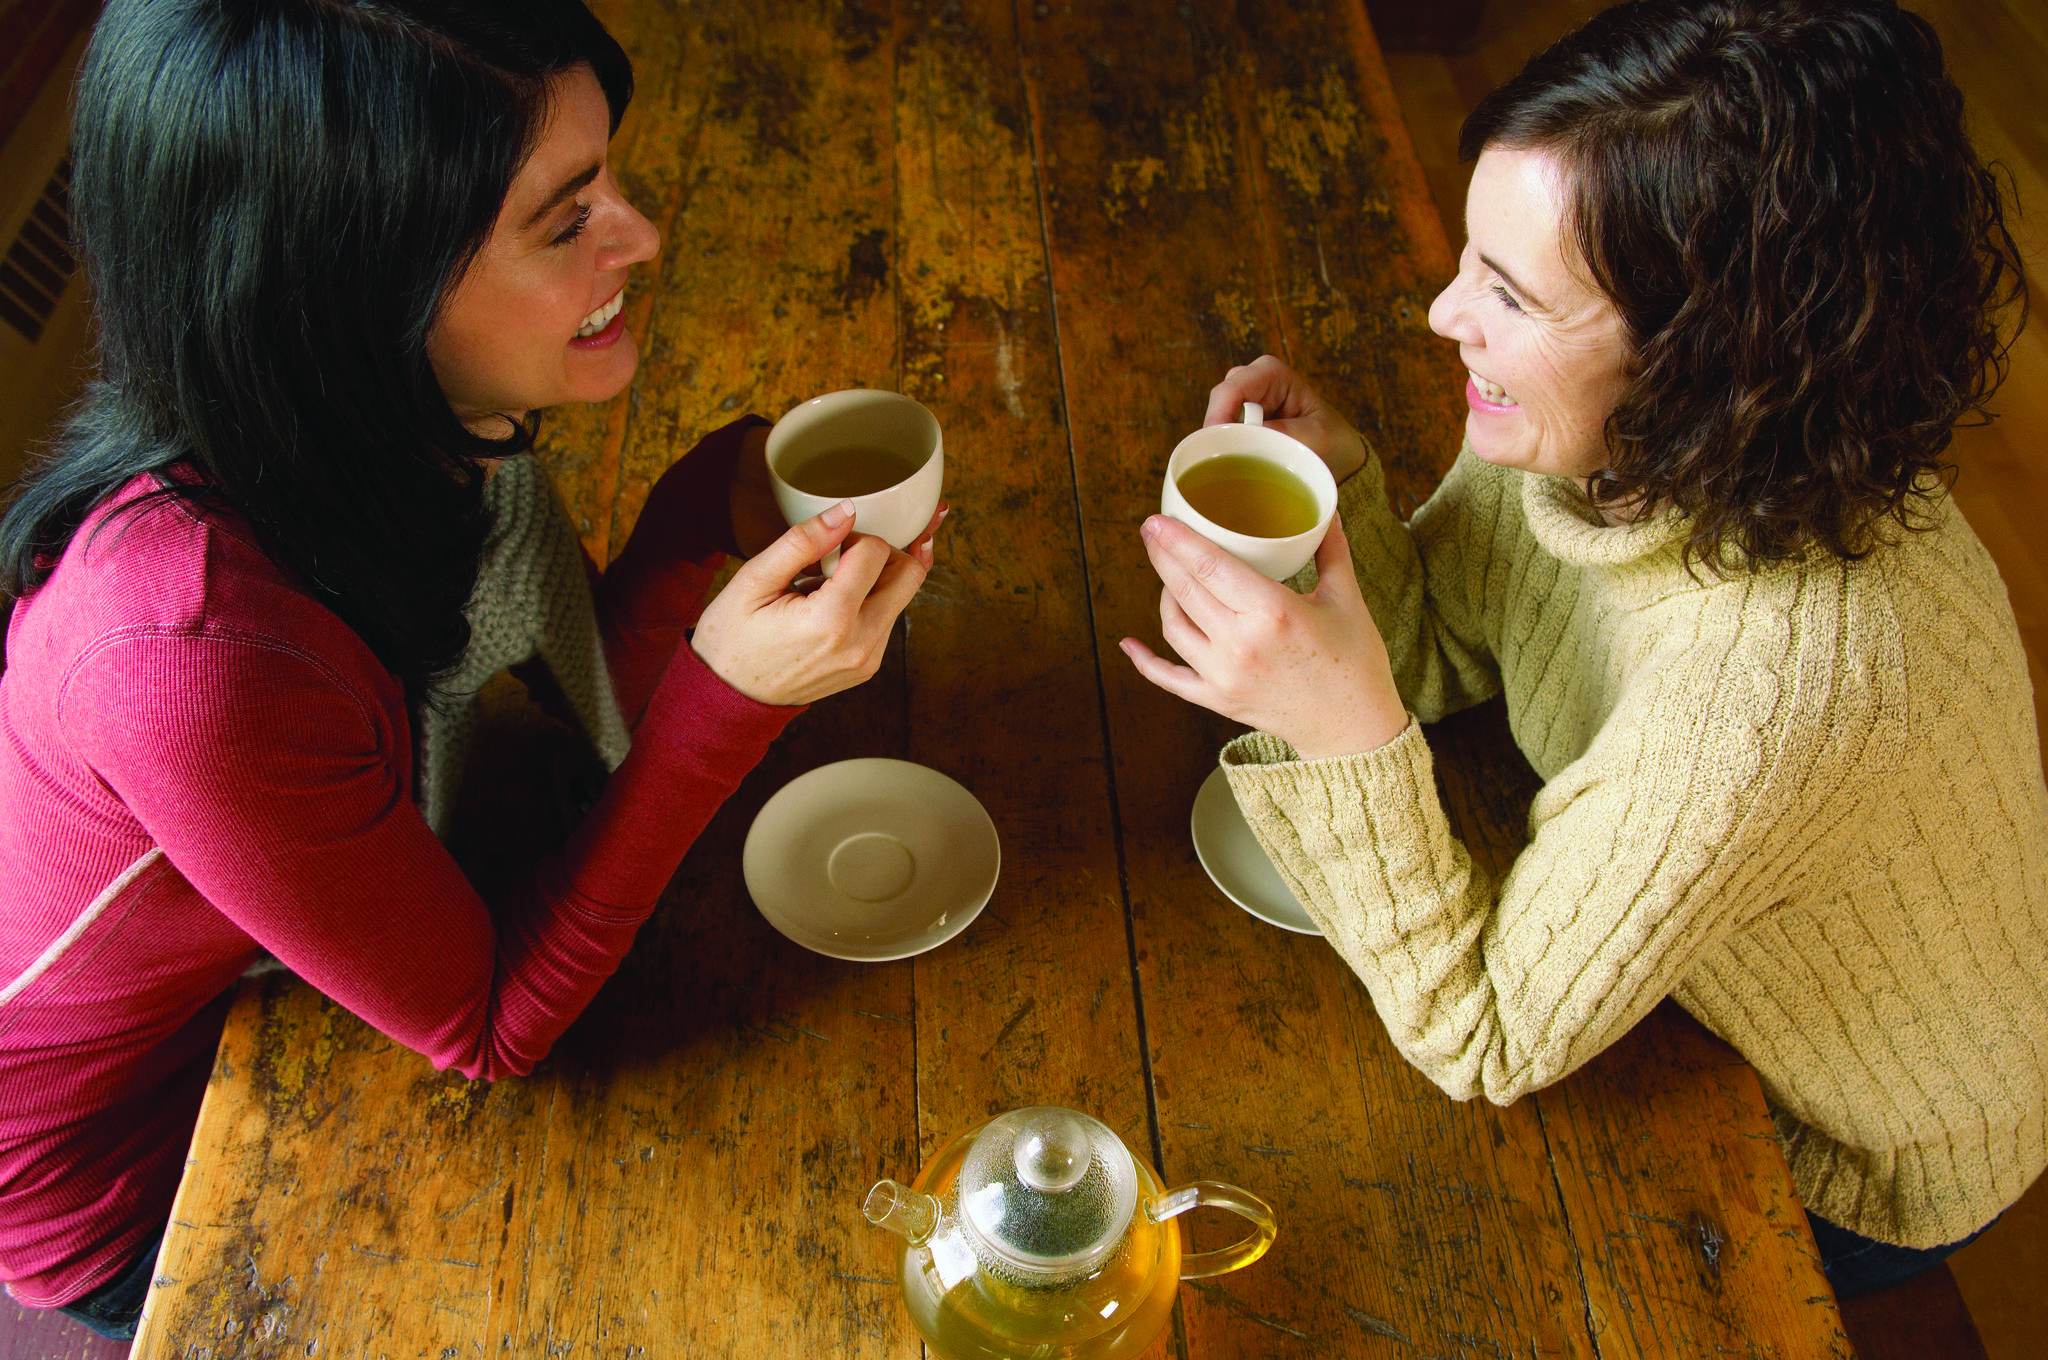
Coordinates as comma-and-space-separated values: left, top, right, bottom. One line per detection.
767, 389, 944, 576
1161, 403, 1338, 579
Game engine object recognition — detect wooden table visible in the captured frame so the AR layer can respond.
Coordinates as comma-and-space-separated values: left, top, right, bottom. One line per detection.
134, 1, 1852, 1355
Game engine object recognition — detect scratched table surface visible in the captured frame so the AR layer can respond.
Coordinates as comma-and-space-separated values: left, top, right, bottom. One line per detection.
134, 1, 1851, 1356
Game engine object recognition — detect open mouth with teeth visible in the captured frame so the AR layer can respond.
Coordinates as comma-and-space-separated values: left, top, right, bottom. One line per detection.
576, 289, 625, 338
1469, 371, 1518, 408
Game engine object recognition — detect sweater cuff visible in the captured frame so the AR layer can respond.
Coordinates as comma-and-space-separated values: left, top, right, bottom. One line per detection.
1220, 717, 1462, 951
636, 638, 803, 772
1219, 716, 1435, 864
1219, 714, 1421, 773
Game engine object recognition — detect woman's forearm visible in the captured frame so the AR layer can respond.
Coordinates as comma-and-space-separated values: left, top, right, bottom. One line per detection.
594, 416, 770, 724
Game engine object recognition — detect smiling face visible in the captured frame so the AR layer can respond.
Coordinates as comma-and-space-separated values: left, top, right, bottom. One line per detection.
427, 64, 660, 434
1426, 145, 1631, 481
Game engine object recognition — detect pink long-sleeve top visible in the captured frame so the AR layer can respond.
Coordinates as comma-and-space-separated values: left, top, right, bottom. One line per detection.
0, 420, 791, 1307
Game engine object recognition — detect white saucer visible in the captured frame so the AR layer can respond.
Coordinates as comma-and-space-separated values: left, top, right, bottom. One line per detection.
1190, 767, 1321, 935
743, 759, 1000, 961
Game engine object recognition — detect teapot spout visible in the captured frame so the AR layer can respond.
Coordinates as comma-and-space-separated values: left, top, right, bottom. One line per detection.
863, 1179, 939, 1246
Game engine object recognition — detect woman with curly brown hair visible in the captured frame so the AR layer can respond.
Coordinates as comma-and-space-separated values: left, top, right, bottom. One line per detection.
1124, 0, 2047, 1299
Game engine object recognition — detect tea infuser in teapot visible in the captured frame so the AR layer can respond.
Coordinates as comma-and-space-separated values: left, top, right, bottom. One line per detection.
863, 1105, 1277, 1360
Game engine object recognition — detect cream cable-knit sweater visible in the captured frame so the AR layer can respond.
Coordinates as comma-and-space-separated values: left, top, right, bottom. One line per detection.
1222, 446, 2048, 1248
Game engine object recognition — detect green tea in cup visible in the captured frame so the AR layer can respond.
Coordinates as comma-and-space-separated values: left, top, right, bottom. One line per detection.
783, 444, 930, 499
766, 390, 945, 577
1174, 455, 1321, 539
1160, 403, 1338, 579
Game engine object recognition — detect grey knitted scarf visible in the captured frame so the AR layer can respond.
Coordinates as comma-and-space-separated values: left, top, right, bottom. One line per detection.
411, 454, 631, 837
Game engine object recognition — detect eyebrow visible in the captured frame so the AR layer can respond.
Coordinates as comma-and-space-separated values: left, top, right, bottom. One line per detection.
522, 163, 601, 231
1479, 253, 1548, 312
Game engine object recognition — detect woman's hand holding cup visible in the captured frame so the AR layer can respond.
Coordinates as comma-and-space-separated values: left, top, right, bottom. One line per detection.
1204, 354, 1369, 484
697, 386, 948, 706
693, 499, 945, 707
1121, 511, 1408, 761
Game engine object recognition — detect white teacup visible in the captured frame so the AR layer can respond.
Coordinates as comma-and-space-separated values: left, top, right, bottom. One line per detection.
767, 389, 944, 576
1161, 403, 1338, 579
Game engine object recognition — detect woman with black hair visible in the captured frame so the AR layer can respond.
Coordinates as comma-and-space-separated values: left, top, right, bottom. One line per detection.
0, 0, 937, 1338
1126, 0, 2048, 1301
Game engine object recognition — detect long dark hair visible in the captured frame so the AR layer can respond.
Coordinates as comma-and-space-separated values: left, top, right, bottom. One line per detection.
0, 0, 632, 698
1461, 0, 2023, 571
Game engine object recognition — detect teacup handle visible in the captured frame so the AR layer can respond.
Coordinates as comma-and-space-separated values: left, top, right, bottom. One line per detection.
1145, 1181, 1278, 1280
1242, 402, 1264, 427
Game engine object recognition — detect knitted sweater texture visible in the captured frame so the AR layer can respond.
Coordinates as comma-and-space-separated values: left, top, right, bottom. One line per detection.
1221, 447, 2048, 1248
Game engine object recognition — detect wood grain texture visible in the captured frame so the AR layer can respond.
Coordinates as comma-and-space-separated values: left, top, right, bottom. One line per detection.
130, 3, 1843, 1357
887, 0, 1168, 1348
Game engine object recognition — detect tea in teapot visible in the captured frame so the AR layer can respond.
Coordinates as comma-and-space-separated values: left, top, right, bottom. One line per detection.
864, 1105, 1276, 1360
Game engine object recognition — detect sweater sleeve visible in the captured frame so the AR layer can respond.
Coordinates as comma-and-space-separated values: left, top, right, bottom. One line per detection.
594, 416, 768, 726
1337, 445, 1506, 722
61, 623, 795, 1081
1220, 651, 1821, 1105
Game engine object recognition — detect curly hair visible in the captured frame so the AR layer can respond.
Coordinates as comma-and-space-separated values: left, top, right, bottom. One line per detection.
1460, 0, 2025, 570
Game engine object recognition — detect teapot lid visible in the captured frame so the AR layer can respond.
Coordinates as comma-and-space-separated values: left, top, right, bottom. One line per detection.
956, 1107, 1139, 1280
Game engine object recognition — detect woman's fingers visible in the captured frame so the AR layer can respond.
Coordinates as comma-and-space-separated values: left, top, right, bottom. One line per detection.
903, 502, 949, 572
1118, 637, 1211, 706
1157, 589, 1210, 668
809, 530, 893, 607
1309, 513, 1360, 602
855, 544, 930, 638
691, 510, 940, 706
1203, 354, 1310, 426
732, 500, 857, 599
1142, 514, 1271, 618
1198, 358, 1365, 481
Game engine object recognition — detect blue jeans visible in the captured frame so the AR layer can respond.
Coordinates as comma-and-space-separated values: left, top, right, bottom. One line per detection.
55, 1223, 164, 1341
1807, 1209, 1995, 1300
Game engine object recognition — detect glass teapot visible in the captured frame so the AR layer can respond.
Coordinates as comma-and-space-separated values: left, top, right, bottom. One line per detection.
863, 1105, 1277, 1360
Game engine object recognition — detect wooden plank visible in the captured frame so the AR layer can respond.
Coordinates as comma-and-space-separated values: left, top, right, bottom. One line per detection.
1533, 1004, 1854, 1358
887, 0, 1154, 1184
592, 0, 902, 566
452, 1, 925, 1347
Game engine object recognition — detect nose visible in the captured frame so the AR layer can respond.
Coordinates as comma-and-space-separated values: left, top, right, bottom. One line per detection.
598, 183, 661, 272
1426, 274, 1476, 347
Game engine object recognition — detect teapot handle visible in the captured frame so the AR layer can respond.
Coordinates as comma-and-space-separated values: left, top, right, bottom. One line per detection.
1146, 1181, 1278, 1280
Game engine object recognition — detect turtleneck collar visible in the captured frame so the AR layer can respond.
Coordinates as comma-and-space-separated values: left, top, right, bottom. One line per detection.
1520, 469, 1690, 570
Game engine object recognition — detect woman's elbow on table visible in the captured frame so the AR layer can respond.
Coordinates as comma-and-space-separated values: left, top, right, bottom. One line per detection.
1359, 968, 1611, 1108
